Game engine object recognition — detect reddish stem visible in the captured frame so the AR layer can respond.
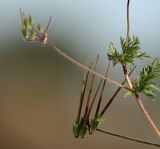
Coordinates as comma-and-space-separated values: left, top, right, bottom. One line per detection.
135, 94, 160, 137
122, 64, 160, 137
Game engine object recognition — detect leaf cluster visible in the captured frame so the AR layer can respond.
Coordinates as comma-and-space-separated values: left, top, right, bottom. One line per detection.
107, 36, 149, 66
132, 58, 160, 98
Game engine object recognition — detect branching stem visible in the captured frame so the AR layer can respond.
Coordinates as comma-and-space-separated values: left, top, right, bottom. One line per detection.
99, 66, 136, 117
95, 62, 110, 117
83, 55, 99, 122
47, 40, 130, 90
123, 0, 160, 137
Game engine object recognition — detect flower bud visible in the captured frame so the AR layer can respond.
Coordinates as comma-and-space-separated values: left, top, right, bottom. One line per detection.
24, 17, 30, 29
31, 27, 36, 40
22, 28, 29, 39
29, 15, 33, 26
37, 24, 43, 33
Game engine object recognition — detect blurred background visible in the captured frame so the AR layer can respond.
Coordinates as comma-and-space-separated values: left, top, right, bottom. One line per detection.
0, 0, 160, 149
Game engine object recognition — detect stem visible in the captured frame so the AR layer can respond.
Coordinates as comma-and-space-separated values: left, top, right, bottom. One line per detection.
135, 94, 160, 137
123, 0, 160, 137
47, 40, 130, 90
95, 62, 110, 117
125, 0, 130, 48
123, 65, 160, 137
44, 16, 52, 34
86, 62, 110, 120
96, 128, 160, 148
87, 79, 103, 120
76, 62, 91, 123
83, 55, 99, 122
122, 64, 133, 88
99, 66, 136, 117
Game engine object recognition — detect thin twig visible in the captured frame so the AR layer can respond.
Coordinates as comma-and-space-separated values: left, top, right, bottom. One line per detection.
87, 79, 103, 120
83, 55, 99, 123
44, 16, 52, 34
99, 66, 136, 117
125, 0, 130, 48
46, 40, 131, 90
95, 62, 110, 117
76, 62, 91, 123
96, 128, 160, 148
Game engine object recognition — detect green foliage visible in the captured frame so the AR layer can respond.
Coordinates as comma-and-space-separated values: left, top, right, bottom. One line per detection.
20, 10, 160, 140
107, 43, 122, 66
107, 36, 149, 66
130, 58, 160, 98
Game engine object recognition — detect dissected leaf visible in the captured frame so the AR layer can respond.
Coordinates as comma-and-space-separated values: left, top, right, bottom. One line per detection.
132, 58, 160, 98
108, 36, 149, 66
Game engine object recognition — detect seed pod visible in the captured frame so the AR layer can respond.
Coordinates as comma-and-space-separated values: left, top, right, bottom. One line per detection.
29, 15, 33, 26
22, 28, 29, 39
24, 17, 30, 29
31, 27, 36, 40
79, 123, 88, 138
73, 121, 80, 138
90, 116, 103, 133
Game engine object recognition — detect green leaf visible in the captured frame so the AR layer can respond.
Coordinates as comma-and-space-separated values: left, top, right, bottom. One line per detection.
124, 91, 133, 97
107, 42, 121, 66
148, 84, 160, 92
132, 57, 160, 98
107, 36, 149, 66
143, 89, 155, 98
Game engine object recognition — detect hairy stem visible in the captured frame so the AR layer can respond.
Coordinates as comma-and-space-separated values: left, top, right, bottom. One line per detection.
47, 40, 130, 90
122, 64, 160, 137
135, 94, 160, 137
